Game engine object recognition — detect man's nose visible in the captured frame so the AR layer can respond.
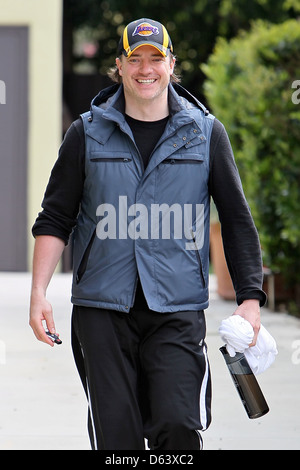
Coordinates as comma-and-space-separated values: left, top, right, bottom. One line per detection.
139, 60, 153, 74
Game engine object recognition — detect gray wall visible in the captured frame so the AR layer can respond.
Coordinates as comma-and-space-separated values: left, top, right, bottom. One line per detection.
0, 26, 28, 271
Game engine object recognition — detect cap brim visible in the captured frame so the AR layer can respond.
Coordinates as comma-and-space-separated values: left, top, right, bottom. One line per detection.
125, 42, 169, 58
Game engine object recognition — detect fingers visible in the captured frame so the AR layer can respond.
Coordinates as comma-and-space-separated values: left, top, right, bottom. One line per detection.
247, 316, 260, 347
233, 299, 261, 347
249, 327, 260, 347
29, 295, 57, 347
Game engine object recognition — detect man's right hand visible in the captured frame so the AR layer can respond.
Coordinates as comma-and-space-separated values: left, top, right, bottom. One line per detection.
29, 235, 65, 347
29, 289, 58, 347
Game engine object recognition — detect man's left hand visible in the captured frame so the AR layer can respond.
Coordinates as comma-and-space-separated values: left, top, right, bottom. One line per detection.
233, 299, 260, 347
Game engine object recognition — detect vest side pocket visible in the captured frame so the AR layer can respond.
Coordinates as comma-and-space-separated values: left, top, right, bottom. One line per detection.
76, 229, 96, 284
194, 247, 206, 288
191, 231, 206, 288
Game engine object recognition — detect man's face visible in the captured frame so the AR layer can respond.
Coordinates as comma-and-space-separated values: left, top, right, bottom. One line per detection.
116, 45, 175, 106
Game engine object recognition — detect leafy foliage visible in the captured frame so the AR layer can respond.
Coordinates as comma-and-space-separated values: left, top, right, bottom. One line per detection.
203, 20, 300, 290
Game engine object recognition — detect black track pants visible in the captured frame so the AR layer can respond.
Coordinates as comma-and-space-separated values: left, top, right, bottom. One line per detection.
71, 305, 212, 450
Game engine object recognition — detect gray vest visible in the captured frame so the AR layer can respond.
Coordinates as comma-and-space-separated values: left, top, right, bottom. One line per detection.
71, 85, 215, 312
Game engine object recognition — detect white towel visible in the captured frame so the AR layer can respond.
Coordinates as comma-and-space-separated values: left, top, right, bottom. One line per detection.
244, 324, 278, 375
219, 315, 278, 375
219, 315, 254, 357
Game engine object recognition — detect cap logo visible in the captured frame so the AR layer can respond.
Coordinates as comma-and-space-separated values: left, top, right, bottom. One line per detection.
132, 22, 159, 37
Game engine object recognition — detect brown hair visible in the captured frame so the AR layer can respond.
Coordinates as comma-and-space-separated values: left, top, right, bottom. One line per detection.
107, 53, 181, 84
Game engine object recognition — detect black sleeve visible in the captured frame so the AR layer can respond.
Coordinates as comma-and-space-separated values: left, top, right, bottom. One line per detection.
32, 119, 85, 244
209, 119, 267, 306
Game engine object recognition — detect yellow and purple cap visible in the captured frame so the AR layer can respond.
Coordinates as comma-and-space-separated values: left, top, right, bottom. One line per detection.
117, 18, 173, 58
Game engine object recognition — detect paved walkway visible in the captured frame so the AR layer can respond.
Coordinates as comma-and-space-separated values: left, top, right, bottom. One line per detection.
0, 272, 299, 450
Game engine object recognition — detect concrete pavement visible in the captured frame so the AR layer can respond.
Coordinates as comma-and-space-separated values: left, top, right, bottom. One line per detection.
0, 272, 299, 450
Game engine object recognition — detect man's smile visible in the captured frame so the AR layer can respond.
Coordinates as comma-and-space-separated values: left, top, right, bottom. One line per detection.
136, 79, 157, 84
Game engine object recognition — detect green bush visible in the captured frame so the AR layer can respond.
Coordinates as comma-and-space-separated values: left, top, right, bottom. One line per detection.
203, 19, 300, 301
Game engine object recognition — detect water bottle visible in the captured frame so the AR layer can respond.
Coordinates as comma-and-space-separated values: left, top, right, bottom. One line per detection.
220, 346, 269, 419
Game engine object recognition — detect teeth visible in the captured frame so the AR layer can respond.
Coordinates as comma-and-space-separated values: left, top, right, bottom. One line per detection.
137, 79, 155, 83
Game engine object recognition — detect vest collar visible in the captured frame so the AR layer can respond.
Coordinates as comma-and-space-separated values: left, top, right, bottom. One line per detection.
84, 83, 208, 145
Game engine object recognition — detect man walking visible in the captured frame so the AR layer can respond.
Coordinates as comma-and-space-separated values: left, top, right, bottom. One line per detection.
30, 18, 266, 450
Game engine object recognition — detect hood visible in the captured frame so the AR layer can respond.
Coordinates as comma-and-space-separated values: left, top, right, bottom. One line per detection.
88, 83, 209, 122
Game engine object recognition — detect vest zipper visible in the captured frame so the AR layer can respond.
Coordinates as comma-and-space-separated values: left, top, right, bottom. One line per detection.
118, 123, 145, 176
90, 157, 132, 162
191, 230, 206, 287
76, 229, 97, 283
162, 158, 203, 164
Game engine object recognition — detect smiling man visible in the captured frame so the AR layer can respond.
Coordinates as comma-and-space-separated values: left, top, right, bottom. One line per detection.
116, 45, 175, 118
30, 18, 266, 450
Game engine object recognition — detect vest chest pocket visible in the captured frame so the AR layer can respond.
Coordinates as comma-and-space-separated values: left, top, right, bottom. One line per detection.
91, 157, 132, 163
161, 153, 204, 165
90, 151, 132, 163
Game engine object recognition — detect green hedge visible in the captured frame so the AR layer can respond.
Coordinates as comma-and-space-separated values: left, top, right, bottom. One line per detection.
203, 19, 300, 305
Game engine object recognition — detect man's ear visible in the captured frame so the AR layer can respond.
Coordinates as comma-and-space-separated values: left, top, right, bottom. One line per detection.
170, 55, 176, 75
116, 57, 123, 77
